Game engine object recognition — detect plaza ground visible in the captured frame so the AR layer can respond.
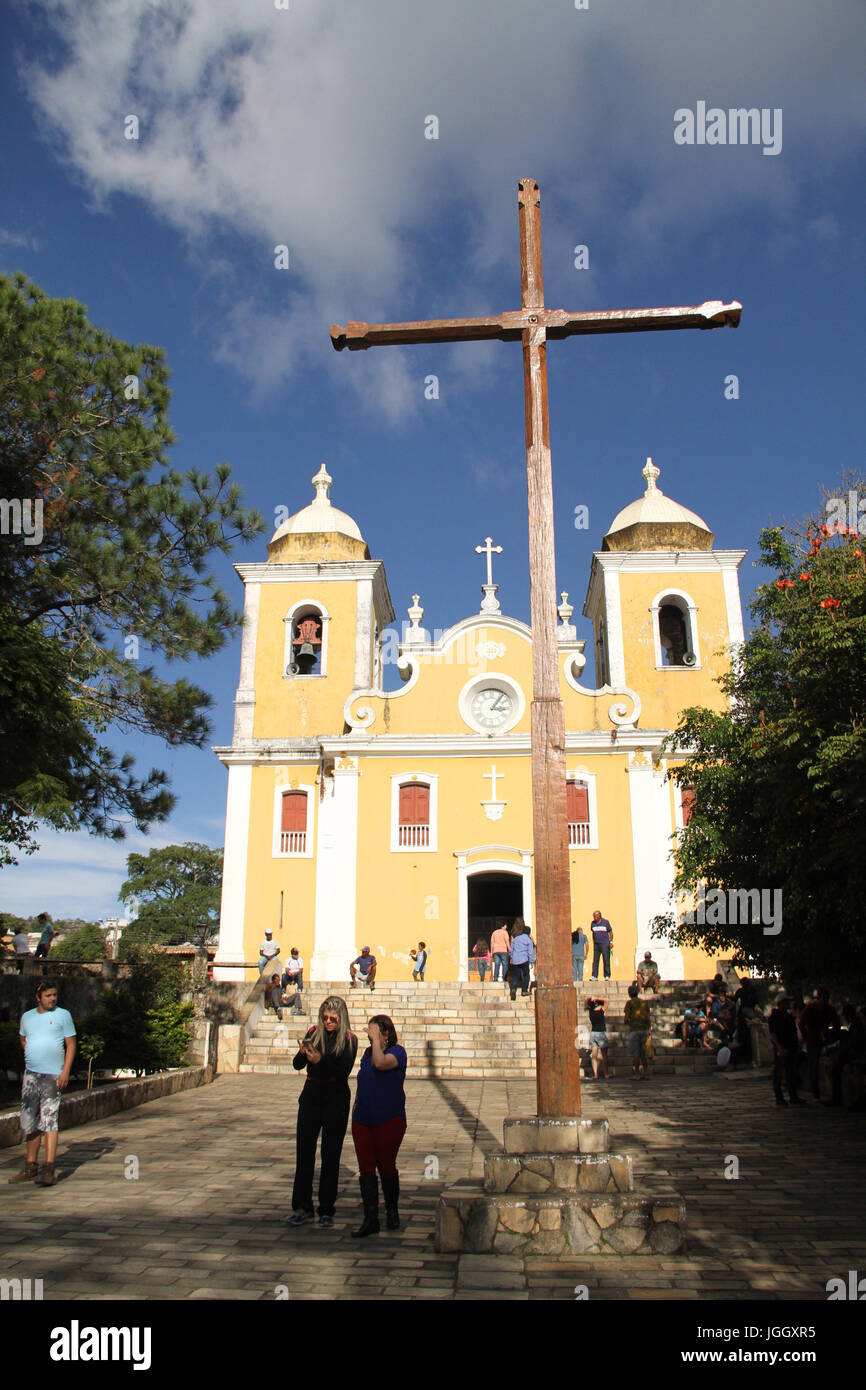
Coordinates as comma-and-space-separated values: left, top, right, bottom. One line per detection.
1, 1069, 864, 1300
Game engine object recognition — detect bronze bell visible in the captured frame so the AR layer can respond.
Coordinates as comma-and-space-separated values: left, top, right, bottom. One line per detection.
294, 641, 317, 673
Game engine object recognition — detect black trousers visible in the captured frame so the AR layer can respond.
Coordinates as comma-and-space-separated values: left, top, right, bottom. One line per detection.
773, 1048, 800, 1100
510, 961, 530, 995
805, 1042, 823, 1098
292, 1085, 350, 1217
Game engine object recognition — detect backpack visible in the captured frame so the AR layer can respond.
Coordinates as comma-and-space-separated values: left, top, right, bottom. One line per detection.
630, 999, 650, 1028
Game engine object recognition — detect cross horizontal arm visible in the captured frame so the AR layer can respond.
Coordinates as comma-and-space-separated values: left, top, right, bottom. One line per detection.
330, 300, 741, 351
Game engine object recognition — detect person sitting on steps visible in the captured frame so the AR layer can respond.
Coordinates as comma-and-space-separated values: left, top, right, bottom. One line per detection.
350, 946, 377, 991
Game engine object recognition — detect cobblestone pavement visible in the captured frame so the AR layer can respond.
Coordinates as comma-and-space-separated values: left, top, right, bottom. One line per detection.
1, 1069, 864, 1301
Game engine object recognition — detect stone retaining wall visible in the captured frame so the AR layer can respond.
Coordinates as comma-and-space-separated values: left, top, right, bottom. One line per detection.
0, 1064, 213, 1148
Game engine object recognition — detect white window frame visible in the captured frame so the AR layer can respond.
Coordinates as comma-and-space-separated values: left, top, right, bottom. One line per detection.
390, 773, 438, 853
283, 599, 330, 679
272, 782, 316, 858
566, 767, 599, 850
650, 588, 701, 670
673, 778, 696, 842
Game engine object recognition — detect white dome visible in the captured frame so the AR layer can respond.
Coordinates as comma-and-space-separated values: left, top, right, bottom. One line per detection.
606, 459, 711, 539
269, 464, 364, 545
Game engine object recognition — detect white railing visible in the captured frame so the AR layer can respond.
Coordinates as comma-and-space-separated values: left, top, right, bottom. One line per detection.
399, 823, 430, 848
280, 830, 306, 854
568, 821, 591, 847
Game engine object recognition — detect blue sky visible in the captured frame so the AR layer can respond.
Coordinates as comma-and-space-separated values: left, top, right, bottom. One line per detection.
1, 0, 864, 920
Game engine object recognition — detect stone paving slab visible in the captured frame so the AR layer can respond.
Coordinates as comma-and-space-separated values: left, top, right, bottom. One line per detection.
0, 1068, 864, 1301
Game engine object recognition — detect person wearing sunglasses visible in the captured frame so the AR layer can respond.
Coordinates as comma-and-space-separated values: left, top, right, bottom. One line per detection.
289, 996, 357, 1228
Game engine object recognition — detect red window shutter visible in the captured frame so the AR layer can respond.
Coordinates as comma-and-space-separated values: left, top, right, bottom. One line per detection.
680, 787, 696, 826
567, 781, 589, 822
281, 791, 307, 832
399, 783, 429, 825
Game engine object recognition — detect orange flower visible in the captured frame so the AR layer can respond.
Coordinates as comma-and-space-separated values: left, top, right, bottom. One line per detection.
854, 550, 863, 559
799, 572, 811, 581
819, 597, 840, 610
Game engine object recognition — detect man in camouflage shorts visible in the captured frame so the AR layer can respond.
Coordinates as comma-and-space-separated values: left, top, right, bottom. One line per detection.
9, 981, 76, 1187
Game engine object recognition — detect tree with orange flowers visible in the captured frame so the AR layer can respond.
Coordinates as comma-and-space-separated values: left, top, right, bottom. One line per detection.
653, 493, 866, 992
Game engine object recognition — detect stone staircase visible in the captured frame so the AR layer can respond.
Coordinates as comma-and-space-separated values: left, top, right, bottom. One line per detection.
238, 979, 722, 1079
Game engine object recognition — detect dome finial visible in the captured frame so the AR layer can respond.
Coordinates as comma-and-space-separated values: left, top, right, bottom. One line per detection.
642, 456, 661, 495
312, 462, 332, 503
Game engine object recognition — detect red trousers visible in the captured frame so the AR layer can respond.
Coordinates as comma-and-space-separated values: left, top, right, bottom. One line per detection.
352, 1115, 406, 1178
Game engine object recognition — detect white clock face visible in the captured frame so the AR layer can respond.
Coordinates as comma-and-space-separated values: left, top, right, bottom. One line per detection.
470, 687, 514, 729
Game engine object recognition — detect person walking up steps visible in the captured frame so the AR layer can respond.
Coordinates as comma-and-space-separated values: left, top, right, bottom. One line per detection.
624, 983, 651, 1080
472, 937, 491, 983
586, 996, 610, 1080
490, 921, 511, 984
351, 1015, 408, 1237
508, 922, 535, 1000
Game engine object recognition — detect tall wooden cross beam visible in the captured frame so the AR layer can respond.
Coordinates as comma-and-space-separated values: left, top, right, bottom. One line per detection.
331, 178, 741, 1118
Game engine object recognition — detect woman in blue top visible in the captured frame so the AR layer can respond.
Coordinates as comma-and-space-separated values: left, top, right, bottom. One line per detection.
350, 1014, 407, 1237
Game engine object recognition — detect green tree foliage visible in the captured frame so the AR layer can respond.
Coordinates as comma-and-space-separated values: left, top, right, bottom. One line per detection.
656, 498, 866, 993
76, 943, 192, 1075
0, 273, 264, 864
0, 1021, 22, 1089
120, 842, 222, 947
54, 922, 107, 960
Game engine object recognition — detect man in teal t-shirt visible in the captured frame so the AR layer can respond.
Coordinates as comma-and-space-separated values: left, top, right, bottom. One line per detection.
9, 982, 76, 1187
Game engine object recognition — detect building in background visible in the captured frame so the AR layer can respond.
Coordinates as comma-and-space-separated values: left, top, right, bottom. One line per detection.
213, 460, 745, 983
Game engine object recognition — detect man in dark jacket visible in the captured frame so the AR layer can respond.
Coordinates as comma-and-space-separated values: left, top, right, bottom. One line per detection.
768, 993, 805, 1107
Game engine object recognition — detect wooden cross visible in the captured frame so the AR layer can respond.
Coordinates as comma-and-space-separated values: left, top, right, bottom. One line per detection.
475, 536, 503, 588
331, 178, 741, 1118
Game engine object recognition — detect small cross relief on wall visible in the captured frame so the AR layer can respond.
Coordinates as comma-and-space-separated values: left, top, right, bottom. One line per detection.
482, 764, 506, 821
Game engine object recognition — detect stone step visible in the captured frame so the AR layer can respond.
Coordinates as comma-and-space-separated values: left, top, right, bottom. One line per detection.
437, 1189, 686, 1256
485, 1151, 634, 1195
245, 978, 728, 1078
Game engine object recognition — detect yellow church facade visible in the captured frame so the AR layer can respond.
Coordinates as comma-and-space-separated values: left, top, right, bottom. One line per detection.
213, 460, 746, 984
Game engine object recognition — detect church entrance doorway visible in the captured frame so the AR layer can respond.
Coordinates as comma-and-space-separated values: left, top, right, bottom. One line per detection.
467, 871, 523, 973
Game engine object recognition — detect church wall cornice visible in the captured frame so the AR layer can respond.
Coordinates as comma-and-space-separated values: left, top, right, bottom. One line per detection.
211, 729, 675, 764
234, 559, 395, 624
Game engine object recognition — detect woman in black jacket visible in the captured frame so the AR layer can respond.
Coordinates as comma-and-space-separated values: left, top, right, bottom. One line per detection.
289, 996, 357, 1228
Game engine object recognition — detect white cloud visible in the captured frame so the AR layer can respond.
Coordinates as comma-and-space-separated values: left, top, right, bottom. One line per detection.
0, 821, 219, 921
0, 227, 40, 253
19, 0, 866, 413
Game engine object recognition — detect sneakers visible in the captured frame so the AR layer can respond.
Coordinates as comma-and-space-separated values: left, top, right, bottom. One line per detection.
8, 1162, 38, 1184
36, 1163, 56, 1187
288, 1209, 315, 1226
318, 1214, 334, 1228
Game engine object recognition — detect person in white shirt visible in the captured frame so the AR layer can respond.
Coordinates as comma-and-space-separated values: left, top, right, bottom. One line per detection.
12, 930, 31, 956
259, 929, 281, 975
283, 947, 304, 993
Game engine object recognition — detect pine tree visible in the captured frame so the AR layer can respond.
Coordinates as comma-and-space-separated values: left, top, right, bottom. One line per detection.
0, 273, 264, 863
